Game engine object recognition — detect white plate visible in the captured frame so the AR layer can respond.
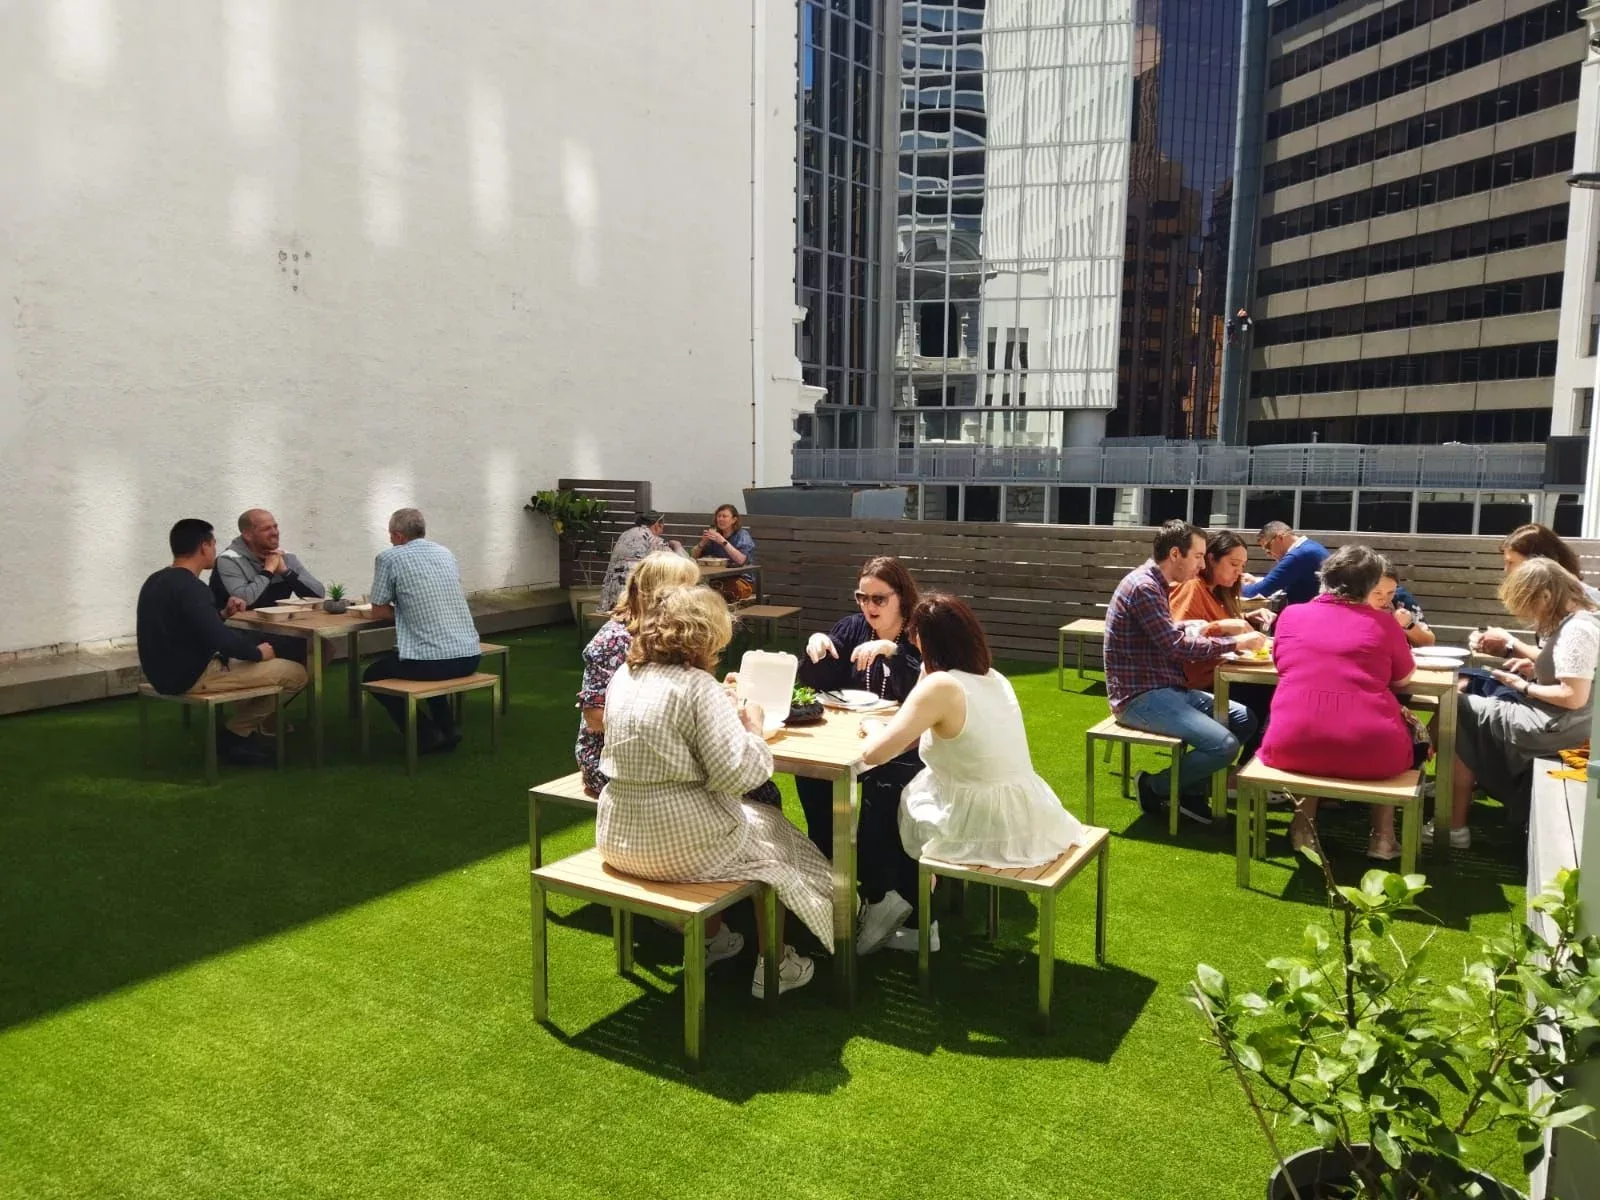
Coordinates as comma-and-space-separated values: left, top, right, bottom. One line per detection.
255, 605, 303, 618
1221, 652, 1273, 664
1420, 645, 1469, 657
1414, 656, 1463, 670
819, 688, 895, 712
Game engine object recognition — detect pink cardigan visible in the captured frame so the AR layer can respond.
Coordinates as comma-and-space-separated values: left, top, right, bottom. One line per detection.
1258, 594, 1416, 780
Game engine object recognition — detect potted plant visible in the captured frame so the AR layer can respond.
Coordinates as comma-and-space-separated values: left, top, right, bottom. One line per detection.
525, 489, 611, 588
322, 584, 349, 614
1191, 850, 1599, 1200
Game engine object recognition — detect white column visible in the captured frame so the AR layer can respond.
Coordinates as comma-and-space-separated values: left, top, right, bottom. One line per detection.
1568, 4, 1600, 534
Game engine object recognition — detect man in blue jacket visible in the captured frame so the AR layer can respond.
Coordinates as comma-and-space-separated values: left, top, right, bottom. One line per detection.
1242, 521, 1328, 608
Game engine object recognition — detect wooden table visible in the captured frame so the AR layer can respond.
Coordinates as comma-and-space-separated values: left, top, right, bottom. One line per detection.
765, 706, 877, 1004
697, 560, 764, 602
228, 608, 393, 765
1057, 618, 1106, 687
1210, 659, 1459, 833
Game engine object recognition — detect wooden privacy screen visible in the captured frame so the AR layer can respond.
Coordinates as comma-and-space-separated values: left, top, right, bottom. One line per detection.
555, 479, 652, 589
743, 515, 1600, 665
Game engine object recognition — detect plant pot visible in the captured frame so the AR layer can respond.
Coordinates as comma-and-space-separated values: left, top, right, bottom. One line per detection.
323, 599, 349, 614
1267, 1146, 1526, 1200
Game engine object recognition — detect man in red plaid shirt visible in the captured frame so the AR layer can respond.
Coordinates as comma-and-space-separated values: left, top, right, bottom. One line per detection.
1106, 520, 1266, 824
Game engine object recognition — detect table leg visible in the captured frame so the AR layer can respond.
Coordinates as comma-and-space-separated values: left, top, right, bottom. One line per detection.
1433, 683, 1458, 857
831, 771, 858, 1005
309, 635, 325, 767
1077, 634, 1085, 678
1210, 673, 1232, 820
1084, 732, 1096, 824
346, 632, 361, 718
1057, 631, 1065, 691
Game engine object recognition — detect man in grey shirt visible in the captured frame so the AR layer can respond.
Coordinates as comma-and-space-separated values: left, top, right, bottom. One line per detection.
213, 509, 326, 609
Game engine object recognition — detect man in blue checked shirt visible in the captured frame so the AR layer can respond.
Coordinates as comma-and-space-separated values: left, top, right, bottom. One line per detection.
365, 508, 481, 754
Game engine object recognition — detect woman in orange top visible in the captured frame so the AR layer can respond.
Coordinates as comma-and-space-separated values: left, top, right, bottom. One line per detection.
1170, 529, 1271, 758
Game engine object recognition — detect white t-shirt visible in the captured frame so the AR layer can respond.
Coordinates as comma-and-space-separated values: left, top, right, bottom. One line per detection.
1547, 612, 1600, 681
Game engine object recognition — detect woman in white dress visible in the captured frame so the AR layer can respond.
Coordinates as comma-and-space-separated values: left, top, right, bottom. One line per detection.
859, 594, 1084, 916
599, 584, 833, 997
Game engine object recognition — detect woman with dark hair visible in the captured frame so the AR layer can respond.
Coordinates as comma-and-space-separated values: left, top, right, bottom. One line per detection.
692, 503, 759, 602
796, 555, 925, 953
1258, 544, 1421, 860
598, 511, 684, 611
859, 596, 1083, 890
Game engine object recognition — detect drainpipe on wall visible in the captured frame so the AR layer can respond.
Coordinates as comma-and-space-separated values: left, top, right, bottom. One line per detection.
749, 0, 766, 487
1217, 0, 1268, 447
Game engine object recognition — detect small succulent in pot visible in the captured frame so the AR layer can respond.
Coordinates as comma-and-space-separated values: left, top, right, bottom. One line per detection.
323, 583, 349, 614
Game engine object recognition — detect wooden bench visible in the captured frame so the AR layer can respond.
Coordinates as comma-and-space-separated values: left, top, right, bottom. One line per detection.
1084, 715, 1185, 836
734, 604, 802, 647
1057, 618, 1106, 687
477, 642, 510, 714
914, 828, 1111, 1032
530, 848, 779, 1069
529, 770, 599, 868
138, 682, 287, 782
359, 672, 501, 774
1234, 757, 1424, 888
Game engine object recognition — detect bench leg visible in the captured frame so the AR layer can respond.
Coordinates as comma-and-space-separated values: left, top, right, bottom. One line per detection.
529, 793, 543, 870
452, 692, 463, 729
346, 631, 362, 719
760, 886, 780, 1010
1120, 741, 1132, 800
1037, 890, 1056, 1033
612, 909, 634, 975
359, 690, 371, 758
139, 692, 151, 768
274, 691, 285, 771
1167, 748, 1181, 838
948, 878, 965, 916
917, 865, 934, 998
1057, 631, 1065, 691
1235, 784, 1253, 889
683, 915, 706, 1070
1255, 787, 1269, 859
490, 681, 502, 751
404, 697, 418, 776
986, 884, 999, 942
1094, 843, 1109, 966
498, 653, 509, 714
1400, 796, 1420, 876
1084, 733, 1096, 824
204, 705, 219, 784
531, 878, 549, 1022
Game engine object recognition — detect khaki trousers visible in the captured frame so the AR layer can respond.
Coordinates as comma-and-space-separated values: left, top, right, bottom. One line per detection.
188, 658, 308, 735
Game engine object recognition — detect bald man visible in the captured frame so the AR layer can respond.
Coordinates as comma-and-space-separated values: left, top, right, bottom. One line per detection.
213, 509, 325, 609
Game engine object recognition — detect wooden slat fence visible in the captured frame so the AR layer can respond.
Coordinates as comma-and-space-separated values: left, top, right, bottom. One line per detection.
556, 478, 652, 589
743, 515, 1600, 665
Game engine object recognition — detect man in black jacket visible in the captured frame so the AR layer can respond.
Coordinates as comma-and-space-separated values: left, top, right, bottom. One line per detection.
137, 518, 308, 766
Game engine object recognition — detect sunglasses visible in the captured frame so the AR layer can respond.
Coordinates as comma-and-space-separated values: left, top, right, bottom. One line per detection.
853, 590, 895, 608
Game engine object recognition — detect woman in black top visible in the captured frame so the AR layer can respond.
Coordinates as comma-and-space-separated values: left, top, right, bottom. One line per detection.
796, 555, 926, 954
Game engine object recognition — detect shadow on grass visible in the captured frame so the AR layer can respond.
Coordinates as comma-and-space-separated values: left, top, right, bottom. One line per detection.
0, 630, 583, 1031
542, 893, 1156, 1100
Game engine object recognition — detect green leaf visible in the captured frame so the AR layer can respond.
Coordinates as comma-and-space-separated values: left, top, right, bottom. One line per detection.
1303, 923, 1330, 955
1195, 963, 1228, 1002
1546, 1104, 1595, 1129
1372, 1122, 1402, 1169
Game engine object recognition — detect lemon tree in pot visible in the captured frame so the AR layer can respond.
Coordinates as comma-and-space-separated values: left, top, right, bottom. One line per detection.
1191, 852, 1599, 1200
525, 489, 610, 587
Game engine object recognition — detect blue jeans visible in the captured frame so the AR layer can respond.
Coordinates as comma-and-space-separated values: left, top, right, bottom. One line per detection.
1117, 687, 1257, 799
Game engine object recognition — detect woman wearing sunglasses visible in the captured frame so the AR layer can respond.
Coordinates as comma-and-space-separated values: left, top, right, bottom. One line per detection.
795, 556, 928, 954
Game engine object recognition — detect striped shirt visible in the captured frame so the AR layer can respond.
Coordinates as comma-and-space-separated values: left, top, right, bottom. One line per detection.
1104, 562, 1235, 711
370, 538, 480, 661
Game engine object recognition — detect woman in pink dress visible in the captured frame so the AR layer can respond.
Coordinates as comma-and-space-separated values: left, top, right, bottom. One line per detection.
1258, 544, 1418, 861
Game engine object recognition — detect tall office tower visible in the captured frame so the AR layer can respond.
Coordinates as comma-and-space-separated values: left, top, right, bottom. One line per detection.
1246, 0, 1588, 446
887, 0, 1135, 471
1112, 0, 1243, 441
797, 0, 890, 451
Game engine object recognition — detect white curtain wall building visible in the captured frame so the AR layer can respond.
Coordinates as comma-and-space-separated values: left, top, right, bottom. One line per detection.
0, 0, 806, 653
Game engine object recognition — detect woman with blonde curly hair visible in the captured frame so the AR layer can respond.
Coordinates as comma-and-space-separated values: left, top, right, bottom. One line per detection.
1433, 557, 1600, 849
598, 585, 833, 997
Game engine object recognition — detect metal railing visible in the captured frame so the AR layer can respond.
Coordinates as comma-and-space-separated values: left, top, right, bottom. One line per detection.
791, 443, 1551, 490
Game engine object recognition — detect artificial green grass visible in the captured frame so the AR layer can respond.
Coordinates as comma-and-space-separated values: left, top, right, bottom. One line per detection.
0, 628, 1534, 1199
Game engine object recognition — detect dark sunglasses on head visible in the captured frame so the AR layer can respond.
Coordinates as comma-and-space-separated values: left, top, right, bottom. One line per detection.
853, 590, 894, 608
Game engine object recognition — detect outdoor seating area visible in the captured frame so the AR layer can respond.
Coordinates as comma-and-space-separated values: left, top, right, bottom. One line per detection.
1, 624, 1553, 1197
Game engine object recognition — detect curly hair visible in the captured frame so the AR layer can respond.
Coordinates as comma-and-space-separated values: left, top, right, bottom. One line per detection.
1318, 544, 1388, 602
612, 551, 701, 624
628, 585, 732, 672
1499, 557, 1597, 635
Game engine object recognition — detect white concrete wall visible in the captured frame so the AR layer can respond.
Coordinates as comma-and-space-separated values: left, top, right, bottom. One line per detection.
1550, 12, 1600, 438
0, 0, 800, 653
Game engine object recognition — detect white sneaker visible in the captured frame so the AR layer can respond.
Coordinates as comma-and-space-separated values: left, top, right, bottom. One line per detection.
886, 921, 940, 953
704, 924, 744, 966
750, 945, 814, 997
1420, 821, 1471, 850
856, 889, 914, 955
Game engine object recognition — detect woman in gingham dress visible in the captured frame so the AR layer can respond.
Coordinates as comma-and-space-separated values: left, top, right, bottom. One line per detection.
599, 586, 833, 996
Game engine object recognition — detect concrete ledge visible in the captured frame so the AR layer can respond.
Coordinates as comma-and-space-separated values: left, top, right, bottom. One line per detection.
0, 585, 571, 718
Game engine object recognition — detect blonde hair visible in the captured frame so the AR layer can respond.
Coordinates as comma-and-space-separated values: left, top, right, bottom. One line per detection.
628, 585, 731, 672
1498, 558, 1596, 635
614, 551, 701, 625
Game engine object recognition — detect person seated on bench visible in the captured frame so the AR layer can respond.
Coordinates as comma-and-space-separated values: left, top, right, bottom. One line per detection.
796, 555, 925, 953
1107, 521, 1264, 824
691, 503, 758, 603
138, 518, 307, 766
1378, 565, 1436, 649
1260, 545, 1427, 862
1439, 558, 1600, 849
1242, 521, 1328, 609
363, 508, 480, 755
858, 593, 1084, 881
211, 508, 326, 663
1169, 529, 1274, 763
598, 585, 834, 998
598, 510, 683, 612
